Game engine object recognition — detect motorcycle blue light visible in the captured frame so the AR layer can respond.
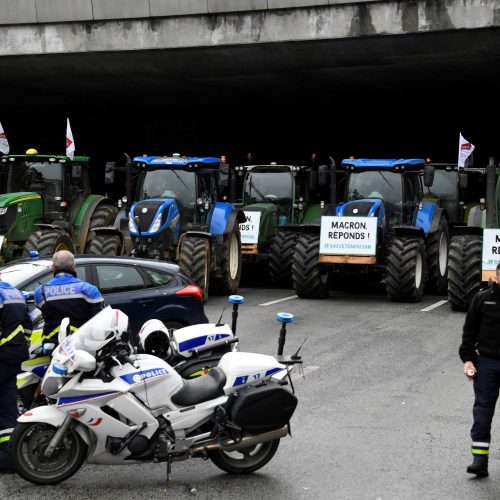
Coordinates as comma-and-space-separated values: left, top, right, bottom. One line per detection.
29, 250, 39, 259
276, 312, 294, 323
228, 295, 244, 304
53, 364, 68, 376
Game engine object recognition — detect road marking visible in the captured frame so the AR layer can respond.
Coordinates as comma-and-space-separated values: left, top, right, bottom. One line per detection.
290, 365, 319, 382
420, 299, 448, 312
259, 295, 298, 306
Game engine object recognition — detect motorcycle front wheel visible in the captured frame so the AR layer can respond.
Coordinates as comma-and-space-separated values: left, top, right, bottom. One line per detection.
209, 439, 280, 474
11, 422, 87, 485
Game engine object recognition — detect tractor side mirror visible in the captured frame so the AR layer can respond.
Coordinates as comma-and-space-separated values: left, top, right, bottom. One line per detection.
104, 161, 115, 185
423, 165, 435, 187
318, 165, 329, 187
459, 172, 468, 189
218, 163, 229, 189
308, 168, 318, 190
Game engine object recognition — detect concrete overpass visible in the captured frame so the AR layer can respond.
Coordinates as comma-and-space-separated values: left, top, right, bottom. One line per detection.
0, 0, 499, 167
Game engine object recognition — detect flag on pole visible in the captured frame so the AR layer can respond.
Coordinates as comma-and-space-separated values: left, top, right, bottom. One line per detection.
66, 118, 75, 160
0, 121, 10, 154
458, 133, 474, 169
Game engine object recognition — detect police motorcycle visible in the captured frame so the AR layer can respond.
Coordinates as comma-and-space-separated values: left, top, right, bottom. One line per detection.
11, 306, 301, 485
16, 295, 245, 414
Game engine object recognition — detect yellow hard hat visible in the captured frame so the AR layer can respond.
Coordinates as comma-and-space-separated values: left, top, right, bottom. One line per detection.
26, 148, 38, 155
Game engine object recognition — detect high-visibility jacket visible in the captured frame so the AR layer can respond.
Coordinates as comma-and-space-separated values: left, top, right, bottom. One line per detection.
0, 282, 31, 365
34, 272, 104, 344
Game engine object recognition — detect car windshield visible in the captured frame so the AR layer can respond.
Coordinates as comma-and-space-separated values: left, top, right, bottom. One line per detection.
244, 171, 293, 213
7, 161, 64, 211
0, 261, 51, 288
139, 168, 196, 207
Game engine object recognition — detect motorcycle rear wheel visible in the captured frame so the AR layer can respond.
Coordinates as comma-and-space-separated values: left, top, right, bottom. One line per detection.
11, 422, 87, 485
209, 439, 280, 474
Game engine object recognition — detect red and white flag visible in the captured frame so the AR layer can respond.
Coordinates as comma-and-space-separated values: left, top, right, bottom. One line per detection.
0, 121, 9, 154
458, 133, 474, 169
66, 118, 75, 160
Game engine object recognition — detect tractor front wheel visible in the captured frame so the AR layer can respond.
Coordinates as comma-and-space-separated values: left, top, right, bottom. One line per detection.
386, 236, 425, 302
179, 237, 211, 302
23, 229, 74, 257
425, 216, 449, 294
269, 231, 297, 287
211, 226, 242, 295
84, 204, 119, 252
86, 233, 122, 256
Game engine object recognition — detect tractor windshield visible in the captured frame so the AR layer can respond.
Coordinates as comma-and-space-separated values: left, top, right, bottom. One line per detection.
347, 170, 403, 222
243, 171, 293, 215
7, 161, 63, 212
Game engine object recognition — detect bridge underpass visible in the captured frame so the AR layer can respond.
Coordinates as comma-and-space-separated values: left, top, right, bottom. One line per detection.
0, 2, 499, 182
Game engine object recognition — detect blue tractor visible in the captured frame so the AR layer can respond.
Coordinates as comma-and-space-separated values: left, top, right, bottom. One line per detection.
292, 158, 448, 302
120, 154, 245, 301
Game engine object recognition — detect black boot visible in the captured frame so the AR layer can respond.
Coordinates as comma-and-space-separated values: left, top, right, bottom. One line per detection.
467, 455, 489, 477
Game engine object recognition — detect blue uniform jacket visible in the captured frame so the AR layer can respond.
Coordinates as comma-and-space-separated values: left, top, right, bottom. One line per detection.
34, 272, 104, 343
0, 282, 31, 365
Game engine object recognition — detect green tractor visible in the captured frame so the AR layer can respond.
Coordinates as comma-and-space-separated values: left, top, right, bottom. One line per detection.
232, 161, 331, 286
0, 150, 118, 262
447, 157, 500, 311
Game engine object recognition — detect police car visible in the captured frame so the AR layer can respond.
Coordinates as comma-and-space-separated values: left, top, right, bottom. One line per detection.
0, 255, 208, 333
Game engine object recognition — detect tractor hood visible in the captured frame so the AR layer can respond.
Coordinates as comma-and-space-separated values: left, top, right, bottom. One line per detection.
336, 199, 386, 230
242, 202, 278, 214
129, 198, 179, 236
0, 192, 41, 207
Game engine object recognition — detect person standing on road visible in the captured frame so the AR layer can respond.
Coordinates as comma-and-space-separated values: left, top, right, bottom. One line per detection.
34, 250, 104, 345
0, 280, 31, 474
459, 262, 500, 477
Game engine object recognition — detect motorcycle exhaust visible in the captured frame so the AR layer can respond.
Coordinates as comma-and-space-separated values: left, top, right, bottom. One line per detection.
191, 425, 288, 456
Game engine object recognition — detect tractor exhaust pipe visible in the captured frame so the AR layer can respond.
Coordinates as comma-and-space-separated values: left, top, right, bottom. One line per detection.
191, 425, 288, 456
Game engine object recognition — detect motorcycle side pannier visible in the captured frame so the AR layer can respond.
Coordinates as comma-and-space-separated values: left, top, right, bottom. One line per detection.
229, 383, 298, 434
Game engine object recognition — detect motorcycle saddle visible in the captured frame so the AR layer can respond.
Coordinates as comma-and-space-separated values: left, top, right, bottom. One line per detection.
171, 367, 226, 407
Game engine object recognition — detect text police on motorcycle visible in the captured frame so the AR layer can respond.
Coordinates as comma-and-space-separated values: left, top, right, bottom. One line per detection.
459, 262, 500, 477
0, 279, 31, 473
34, 250, 104, 345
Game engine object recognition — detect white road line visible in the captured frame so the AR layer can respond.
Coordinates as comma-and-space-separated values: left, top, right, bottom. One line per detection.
259, 295, 298, 306
290, 365, 319, 382
420, 299, 449, 312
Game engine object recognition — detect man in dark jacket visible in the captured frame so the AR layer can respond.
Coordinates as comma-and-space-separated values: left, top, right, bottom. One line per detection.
459, 263, 500, 477
0, 280, 31, 473
34, 250, 104, 345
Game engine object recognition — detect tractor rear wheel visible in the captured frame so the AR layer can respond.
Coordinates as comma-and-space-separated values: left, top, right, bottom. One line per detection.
447, 234, 482, 311
211, 225, 242, 295
386, 236, 425, 302
23, 229, 74, 257
425, 217, 449, 294
292, 234, 329, 298
269, 231, 297, 287
179, 237, 211, 302
84, 204, 119, 252
86, 233, 122, 256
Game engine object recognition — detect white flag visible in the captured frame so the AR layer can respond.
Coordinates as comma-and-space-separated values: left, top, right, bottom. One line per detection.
0, 121, 10, 154
66, 118, 75, 160
458, 133, 474, 169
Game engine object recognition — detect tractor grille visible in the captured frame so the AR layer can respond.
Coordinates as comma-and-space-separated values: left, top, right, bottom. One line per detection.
133, 201, 166, 233
0, 205, 17, 234
343, 201, 376, 217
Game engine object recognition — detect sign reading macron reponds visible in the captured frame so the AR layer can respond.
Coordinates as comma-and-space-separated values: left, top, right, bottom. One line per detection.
239, 211, 261, 244
319, 216, 377, 255
482, 229, 500, 271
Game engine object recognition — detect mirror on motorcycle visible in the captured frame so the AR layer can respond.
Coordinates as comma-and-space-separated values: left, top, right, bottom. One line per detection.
58, 317, 70, 344
70, 349, 97, 373
42, 342, 56, 355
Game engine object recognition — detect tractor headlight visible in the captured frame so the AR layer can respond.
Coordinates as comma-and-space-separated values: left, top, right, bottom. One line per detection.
128, 213, 137, 233
150, 212, 163, 233
0, 207, 7, 216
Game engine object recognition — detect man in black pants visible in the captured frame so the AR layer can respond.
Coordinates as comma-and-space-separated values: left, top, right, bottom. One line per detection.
460, 262, 500, 477
0, 280, 31, 474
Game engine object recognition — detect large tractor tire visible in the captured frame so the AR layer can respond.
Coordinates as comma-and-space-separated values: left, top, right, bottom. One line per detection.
292, 234, 329, 298
211, 225, 242, 295
425, 216, 449, 294
84, 204, 119, 252
23, 229, 74, 257
269, 231, 297, 287
86, 233, 122, 256
386, 236, 426, 302
447, 234, 482, 311
179, 237, 211, 302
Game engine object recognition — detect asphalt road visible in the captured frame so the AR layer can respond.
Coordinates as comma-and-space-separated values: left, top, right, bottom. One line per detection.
2, 283, 499, 500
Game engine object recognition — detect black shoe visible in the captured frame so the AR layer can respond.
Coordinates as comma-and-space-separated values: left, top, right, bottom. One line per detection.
467, 455, 489, 477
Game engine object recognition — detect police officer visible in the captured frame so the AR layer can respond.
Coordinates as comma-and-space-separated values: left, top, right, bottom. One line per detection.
35, 250, 104, 345
0, 280, 31, 473
459, 262, 500, 477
